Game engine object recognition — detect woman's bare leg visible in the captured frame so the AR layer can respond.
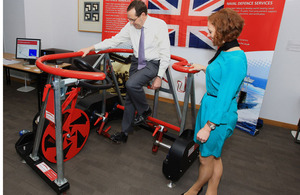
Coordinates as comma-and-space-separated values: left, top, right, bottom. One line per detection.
184, 155, 215, 195
206, 157, 223, 195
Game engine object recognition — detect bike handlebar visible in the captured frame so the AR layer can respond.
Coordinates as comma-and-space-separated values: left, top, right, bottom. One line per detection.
171, 55, 199, 74
36, 51, 106, 80
35, 48, 195, 80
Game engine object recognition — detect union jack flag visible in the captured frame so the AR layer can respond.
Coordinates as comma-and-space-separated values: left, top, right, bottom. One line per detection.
148, 0, 224, 49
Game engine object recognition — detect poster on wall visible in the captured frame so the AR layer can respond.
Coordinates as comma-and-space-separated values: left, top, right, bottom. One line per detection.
102, 0, 130, 40
78, 0, 103, 32
102, 0, 148, 48
225, 0, 286, 135
102, 0, 148, 40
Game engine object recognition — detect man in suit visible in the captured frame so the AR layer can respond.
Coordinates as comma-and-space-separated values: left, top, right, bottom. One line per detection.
79, 0, 170, 143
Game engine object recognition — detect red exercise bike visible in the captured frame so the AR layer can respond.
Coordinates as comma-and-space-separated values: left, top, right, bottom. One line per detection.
32, 57, 117, 163
15, 49, 199, 194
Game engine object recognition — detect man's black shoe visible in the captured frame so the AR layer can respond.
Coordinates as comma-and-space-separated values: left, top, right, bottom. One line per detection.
110, 132, 128, 144
133, 107, 152, 126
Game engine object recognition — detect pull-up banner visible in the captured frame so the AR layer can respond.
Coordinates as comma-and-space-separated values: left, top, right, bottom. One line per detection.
102, 0, 286, 135
225, 0, 285, 135
225, 0, 285, 52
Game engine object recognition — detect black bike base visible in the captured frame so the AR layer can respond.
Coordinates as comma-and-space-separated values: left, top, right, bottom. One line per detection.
139, 124, 199, 183
15, 132, 70, 194
162, 129, 199, 182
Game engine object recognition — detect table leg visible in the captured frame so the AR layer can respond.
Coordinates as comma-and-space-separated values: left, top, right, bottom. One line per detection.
36, 74, 43, 111
4, 67, 11, 85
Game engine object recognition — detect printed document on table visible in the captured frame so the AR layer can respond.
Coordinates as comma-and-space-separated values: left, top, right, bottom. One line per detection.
3, 59, 20, 65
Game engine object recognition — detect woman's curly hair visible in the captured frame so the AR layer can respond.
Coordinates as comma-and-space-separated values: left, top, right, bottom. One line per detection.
208, 8, 244, 47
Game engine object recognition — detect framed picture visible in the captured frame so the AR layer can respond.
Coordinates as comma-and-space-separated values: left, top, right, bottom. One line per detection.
78, 0, 103, 32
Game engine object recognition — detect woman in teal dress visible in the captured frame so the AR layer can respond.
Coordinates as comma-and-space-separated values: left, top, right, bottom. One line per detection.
182, 8, 247, 195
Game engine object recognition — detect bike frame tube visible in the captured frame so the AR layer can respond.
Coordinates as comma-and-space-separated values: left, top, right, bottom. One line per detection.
116, 105, 180, 132
179, 73, 195, 134
53, 75, 67, 186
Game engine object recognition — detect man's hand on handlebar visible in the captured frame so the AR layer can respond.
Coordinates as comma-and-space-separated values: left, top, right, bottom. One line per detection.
78, 46, 95, 58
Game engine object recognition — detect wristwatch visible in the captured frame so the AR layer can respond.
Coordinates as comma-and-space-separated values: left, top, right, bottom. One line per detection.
208, 121, 216, 130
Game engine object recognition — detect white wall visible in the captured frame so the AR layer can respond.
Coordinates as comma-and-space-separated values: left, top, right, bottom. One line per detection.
3, 0, 26, 53
259, 0, 300, 125
24, 0, 102, 51
3, 0, 300, 125
3, 0, 27, 79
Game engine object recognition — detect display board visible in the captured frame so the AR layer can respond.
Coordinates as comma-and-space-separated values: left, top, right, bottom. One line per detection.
101, 0, 286, 135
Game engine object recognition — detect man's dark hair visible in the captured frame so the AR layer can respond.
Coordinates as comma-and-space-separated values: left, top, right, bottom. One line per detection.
127, 0, 148, 16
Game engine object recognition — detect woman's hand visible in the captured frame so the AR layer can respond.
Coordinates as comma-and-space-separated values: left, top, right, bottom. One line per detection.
189, 63, 206, 72
196, 124, 211, 143
78, 46, 95, 58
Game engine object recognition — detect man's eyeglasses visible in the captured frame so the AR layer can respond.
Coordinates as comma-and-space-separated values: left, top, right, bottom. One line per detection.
128, 16, 139, 22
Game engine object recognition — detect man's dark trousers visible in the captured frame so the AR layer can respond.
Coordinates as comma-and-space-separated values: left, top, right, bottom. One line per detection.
121, 56, 159, 133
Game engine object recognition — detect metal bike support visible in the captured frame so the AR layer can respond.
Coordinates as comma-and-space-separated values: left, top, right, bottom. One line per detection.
152, 68, 182, 125
80, 53, 124, 108
152, 70, 197, 135
102, 53, 125, 109
31, 75, 52, 160
106, 53, 125, 106
52, 74, 68, 186
171, 59, 199, 135
179, 72, 196, 134
30, 74, 68, 187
